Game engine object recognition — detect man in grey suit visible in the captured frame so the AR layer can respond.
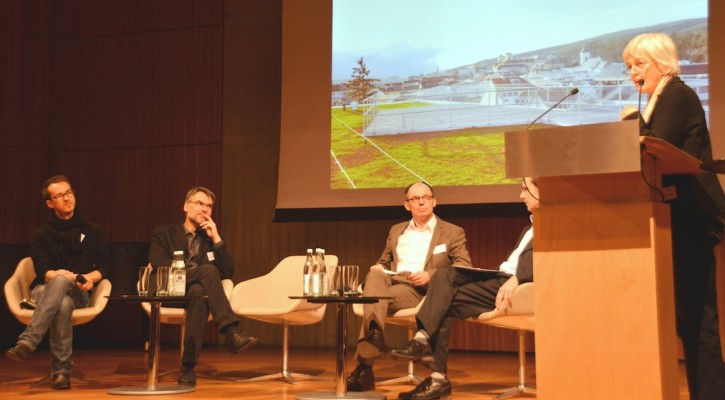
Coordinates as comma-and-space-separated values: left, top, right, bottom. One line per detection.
391, 177, 539, 399
347, 182, 473, 392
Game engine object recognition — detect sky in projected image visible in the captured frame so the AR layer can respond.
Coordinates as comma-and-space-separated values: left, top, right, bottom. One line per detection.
333, 0, 706, 79
330, 0, 708, 190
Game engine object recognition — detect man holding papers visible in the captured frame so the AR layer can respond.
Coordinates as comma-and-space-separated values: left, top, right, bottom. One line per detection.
347, 182, 473, 392
391, 177, 539, 399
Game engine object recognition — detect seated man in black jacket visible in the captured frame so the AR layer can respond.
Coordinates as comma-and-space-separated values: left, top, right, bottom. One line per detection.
149, 186, 257, 386
390, 177, 539, 400
6, 175, 113, 390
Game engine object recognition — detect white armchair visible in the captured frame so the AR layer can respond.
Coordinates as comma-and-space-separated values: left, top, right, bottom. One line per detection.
230, 255, 337, 384
4, 257, 112, 386
468, 282, 535, 399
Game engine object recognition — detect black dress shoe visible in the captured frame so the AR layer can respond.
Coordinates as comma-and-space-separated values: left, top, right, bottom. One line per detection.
346, 362, 375, 391
5, 341, 33, 362
357, 328, 387, 359
225, 328, 259, 354
398, 376, 451, 399
51, 372, 71, 390
179, 365, 196, 386
391, 339, 432, 362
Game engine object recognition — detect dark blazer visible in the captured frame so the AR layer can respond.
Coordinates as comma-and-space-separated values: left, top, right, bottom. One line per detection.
376, 216, 473, 276
148, 224, 235, 279
641, 76, 725, 218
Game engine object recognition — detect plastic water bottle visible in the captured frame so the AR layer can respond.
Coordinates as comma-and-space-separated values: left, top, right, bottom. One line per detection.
303, 248, 313, 296
170, 250, 186, 296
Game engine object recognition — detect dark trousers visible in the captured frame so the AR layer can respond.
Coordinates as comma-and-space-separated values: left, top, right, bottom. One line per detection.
181, 264, 238, 364
671, 215, 725, 400
416, 266, 509, 374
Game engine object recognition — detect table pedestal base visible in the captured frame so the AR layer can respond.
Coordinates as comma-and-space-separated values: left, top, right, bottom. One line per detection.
106, 297, 202, 396
296, 301, 386, 400
107, 384, 195, 395
296, 391, 385, 400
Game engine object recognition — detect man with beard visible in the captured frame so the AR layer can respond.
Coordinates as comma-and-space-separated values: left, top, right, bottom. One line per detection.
5, 175, 113, 390
148, 186, 258, 386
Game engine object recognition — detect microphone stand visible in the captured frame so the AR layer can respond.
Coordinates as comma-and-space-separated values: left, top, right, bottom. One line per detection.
526, 88, 579, 130
637, 79, 644, 117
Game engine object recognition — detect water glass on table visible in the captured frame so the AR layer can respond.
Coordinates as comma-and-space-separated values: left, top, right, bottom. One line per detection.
137, 266, 151, 296
327, 265, 342, 296
156, 266, 170, 296
342, 265, 359, 296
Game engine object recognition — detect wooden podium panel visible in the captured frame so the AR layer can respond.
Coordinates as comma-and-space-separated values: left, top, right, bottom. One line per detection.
503, 121, 700, 399
534, 183, 678, 399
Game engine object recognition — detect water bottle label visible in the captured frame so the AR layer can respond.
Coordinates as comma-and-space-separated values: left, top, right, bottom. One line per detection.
173, 273, 186, 296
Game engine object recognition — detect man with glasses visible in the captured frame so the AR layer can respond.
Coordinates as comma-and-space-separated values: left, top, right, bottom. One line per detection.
347, 181, 473, 392
390, 177, 539, 399
5, 175, 113, 390
148, 186, 258, 386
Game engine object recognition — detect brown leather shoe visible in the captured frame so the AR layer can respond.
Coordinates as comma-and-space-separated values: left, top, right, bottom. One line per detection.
347, 362, 375, 391
357, 328, 387, 359
51, 372, 71, 390
5, 341, 33, 362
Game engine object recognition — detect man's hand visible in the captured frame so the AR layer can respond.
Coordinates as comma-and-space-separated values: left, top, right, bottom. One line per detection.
46, 269, 73, 282
495, 275, 520, 310
45, 269, 94, 291
408, 270, 430, 287
199, 214, 222, 244
75, 274, 94, 292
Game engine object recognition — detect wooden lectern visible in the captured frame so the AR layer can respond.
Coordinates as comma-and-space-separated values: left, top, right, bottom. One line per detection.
505, 120, 703, 399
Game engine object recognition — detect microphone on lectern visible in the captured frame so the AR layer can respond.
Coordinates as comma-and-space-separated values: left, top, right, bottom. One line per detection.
526, 88, 579, 130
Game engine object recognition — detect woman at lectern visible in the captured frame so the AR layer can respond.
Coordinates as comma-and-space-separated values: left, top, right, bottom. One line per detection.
622, 32, 725, 399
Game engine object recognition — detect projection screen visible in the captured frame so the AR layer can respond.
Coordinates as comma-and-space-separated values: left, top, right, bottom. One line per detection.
277, 0, 709, 218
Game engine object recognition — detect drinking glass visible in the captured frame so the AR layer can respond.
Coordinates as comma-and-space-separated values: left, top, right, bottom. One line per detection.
137, 266, 150, 296
342, 265, 359, 296
327, 265, 342, 296
156, 266, 170, 296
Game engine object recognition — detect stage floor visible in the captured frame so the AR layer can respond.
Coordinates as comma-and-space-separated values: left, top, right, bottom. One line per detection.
0, 345, 691, 399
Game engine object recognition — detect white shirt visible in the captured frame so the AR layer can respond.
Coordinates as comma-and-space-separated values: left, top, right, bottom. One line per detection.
498, 226, 533, 276
396, 215, 437, 274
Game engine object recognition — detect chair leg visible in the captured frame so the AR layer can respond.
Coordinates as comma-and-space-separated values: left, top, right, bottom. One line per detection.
494, 329, 536, 399
377, 323, 422, 386
236, 322, 328, 384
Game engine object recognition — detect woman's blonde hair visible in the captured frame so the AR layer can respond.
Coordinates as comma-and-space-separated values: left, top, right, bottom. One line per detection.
622, 32, 680, 76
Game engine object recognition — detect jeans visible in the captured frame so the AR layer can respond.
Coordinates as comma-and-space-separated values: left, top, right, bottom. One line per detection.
20, 276, 89, 375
